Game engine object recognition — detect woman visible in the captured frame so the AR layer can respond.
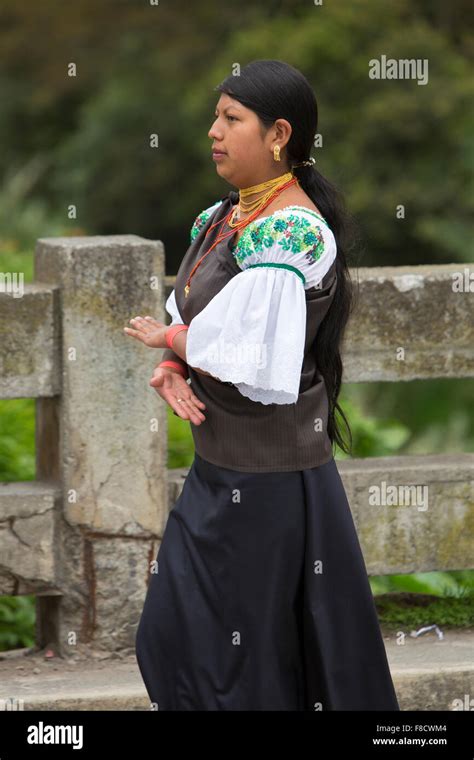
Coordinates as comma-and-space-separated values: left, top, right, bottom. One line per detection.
125, 60, 400, 711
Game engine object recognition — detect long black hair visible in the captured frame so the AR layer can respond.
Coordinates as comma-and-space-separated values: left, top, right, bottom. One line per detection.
215, 59, 360, 456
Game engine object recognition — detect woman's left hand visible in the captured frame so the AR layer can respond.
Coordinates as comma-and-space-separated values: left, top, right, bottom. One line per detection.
123, 316, 169, 348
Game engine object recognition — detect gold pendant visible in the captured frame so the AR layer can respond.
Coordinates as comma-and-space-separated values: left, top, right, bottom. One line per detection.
184, 284, 190, 297
228, 205, 241, 228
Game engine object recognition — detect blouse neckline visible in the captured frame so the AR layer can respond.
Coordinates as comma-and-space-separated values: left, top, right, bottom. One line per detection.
227, 203, 330, 252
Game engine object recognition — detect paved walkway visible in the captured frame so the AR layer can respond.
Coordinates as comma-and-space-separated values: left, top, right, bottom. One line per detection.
0, 628, 472, 710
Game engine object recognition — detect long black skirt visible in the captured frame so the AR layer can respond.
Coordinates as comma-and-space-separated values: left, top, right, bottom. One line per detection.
135, 452, 400, 711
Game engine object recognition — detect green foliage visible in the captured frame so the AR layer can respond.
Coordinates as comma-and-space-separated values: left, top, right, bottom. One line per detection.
167, 406, 195, 469
375, 590, 474, 630
0, 399, 35, 481
338, 381, 474, 459
0, 595, 35, 651
370, 570, 474, 597
334, 391, 411, 460
0, 246, 34, 283
0, 160, 70, 254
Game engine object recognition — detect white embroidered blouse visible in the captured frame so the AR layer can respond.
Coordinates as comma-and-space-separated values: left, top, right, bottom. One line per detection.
166, 200, 337, 405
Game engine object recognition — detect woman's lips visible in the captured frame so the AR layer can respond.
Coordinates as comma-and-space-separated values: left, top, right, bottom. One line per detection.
212, 150, 226, 160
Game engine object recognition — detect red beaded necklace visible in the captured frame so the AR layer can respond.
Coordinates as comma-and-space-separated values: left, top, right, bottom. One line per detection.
183, 176, 298, 297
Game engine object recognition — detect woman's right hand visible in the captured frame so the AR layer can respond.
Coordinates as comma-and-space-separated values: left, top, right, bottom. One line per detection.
149, 366, 206, 425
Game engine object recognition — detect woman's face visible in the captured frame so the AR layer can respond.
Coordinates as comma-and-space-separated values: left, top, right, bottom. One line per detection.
208, 93, 291, 189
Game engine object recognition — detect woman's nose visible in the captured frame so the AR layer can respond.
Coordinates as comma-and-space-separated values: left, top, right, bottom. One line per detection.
208, 122, 222, 140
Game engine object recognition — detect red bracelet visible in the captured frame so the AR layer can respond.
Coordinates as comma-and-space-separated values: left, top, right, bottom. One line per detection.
166, 324, 189, 349
158, 360, 189, 380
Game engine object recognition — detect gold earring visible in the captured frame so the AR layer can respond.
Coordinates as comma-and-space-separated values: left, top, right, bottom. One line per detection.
273, 145, 280, 162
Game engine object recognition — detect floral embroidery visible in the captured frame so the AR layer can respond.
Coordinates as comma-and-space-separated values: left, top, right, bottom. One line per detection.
232, 212, 326, 267
190, 200, 223, 242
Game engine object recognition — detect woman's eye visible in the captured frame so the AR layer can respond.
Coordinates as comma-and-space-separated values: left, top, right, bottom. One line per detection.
226, 115, 237, 122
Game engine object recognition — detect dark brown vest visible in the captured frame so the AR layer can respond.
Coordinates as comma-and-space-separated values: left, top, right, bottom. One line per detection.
162, 190, 337, 472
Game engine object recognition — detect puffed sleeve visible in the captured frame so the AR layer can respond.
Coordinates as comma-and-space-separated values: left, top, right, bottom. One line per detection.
186, 209, 337, 405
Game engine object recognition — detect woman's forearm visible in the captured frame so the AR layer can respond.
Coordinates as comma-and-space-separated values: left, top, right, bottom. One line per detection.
170, 330, 217, 379
158, 346, 187, 369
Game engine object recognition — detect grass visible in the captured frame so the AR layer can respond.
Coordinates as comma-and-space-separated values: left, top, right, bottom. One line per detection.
375, 591, 474, 632
167, 405, 196, 469
0, 399, 36, 482
0, 595, 35, 651
371, 570, 474, 631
